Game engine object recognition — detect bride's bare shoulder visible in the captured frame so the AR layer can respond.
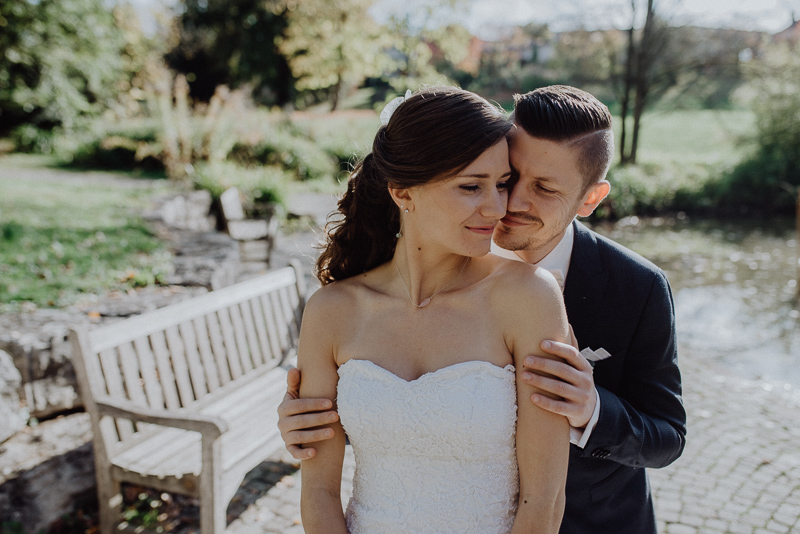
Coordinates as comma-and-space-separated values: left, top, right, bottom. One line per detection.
485, 255, 558, 294
303, 267, 387, 320
482, 256, 563, 318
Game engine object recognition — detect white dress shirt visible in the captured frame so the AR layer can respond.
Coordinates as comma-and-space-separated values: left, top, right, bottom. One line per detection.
491, 223, 601, 448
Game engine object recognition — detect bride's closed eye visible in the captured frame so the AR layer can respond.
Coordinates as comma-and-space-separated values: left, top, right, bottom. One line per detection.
459, 184, 482, 192
459, 180, 509, 193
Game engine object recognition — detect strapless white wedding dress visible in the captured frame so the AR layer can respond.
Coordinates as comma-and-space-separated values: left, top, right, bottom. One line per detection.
337, 359, 519, 534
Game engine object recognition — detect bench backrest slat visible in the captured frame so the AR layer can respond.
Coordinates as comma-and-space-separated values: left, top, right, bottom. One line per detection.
164, 325, 195, 406
148, 330, 181, 410
118, 342, 148, 407
99, 348, 136, 440
203, 313, 231, 386
259, 293, 283, 360
228, 302, 254, 374
133, 336, 165, 408
217, 307, 243, 380
248, 298, 270, 367
191, 318, 222, 392
179, 320, 209, 398
239, 301, 264, 367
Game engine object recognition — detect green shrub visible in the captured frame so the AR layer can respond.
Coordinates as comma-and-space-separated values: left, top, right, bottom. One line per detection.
10, 124, 57, 154
228, 127, 338, 181
717, 42, 800, 214
711, 150, 798, 214
55, 120, 163, 173
192, 161, 290, 209
596, 162, 720, 219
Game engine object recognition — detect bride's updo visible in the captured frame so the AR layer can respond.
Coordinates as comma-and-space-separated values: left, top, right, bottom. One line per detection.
315, 86, 511, 285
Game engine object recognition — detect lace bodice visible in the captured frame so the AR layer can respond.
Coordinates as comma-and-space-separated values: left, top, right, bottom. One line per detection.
337, 359, 519, 534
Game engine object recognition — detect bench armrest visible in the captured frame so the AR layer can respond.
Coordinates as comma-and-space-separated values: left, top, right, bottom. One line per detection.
94, 396, 228, 439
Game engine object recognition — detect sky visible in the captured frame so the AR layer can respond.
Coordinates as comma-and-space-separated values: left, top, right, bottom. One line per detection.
129, 0, 800, 39
370, 0, 800, 37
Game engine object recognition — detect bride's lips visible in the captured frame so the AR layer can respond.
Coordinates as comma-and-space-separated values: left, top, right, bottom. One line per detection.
466, 224, 496, 235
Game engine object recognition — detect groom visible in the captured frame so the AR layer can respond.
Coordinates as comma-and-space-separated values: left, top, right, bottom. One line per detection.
277, 85, 686, 533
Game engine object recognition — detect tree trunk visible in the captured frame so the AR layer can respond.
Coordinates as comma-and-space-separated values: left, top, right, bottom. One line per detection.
330, 76, 341, 111
629, 0, 656, 165
619, 1, 637, 165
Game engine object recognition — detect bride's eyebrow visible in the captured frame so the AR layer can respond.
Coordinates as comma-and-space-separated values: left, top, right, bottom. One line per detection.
458, 170, 513, 179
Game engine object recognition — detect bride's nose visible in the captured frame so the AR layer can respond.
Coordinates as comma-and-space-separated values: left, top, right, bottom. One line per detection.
481, 188, 507, 220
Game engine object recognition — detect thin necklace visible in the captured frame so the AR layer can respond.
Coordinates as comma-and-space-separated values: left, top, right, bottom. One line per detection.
394, 257, 470, 309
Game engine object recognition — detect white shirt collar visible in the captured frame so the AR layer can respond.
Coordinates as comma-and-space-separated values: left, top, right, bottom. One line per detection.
535, 222, 574, 277
491, 221, 575, 282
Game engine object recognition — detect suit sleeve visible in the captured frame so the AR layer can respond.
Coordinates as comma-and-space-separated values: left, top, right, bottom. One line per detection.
580, 270, 687, 469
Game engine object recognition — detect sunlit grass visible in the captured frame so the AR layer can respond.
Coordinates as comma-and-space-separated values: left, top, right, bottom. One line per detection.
614, 109, 756, 166
0, 168, 173, 309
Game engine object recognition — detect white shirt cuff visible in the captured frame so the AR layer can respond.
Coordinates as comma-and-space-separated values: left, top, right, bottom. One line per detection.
569, 388, 601, 448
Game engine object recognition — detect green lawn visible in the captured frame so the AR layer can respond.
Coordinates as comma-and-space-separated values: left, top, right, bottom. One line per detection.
0, 157, 174, 309
617, 109, 756, 166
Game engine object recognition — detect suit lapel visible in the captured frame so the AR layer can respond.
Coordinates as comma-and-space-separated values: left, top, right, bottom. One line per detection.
563, 220, 608, 344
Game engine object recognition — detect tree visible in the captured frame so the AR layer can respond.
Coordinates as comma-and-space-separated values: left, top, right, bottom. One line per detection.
719, 41, 800, 212
614, 0, 671, 165
278, 0, 388, 110
167, 0, 293, 105
0, 0, 125, 141
604, 0, 755, 164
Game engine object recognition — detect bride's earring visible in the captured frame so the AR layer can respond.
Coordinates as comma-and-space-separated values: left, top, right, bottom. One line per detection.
397, 206, 405, 238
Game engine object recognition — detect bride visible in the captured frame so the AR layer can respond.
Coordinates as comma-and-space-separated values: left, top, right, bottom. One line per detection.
297, 86, 570, 534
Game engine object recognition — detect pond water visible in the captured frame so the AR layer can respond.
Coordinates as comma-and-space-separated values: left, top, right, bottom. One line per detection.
588, 215, 800, 387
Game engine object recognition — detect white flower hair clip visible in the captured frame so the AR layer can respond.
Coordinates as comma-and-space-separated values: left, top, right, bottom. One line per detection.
380, 89, 413, 126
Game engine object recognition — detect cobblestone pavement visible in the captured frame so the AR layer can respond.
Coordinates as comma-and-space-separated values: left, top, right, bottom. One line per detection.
225, 193, 800, 533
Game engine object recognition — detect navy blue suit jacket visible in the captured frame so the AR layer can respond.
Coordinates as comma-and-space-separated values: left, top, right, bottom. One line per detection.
559, 221, 686, 534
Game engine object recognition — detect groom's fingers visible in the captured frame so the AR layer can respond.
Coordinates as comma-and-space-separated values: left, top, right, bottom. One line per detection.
279, 397, 334, 418
521, 371, 575, 401
287, 444, 316, 460
285, 367, 302, 400
529, 392, 571, 418
537, 340, 591, 373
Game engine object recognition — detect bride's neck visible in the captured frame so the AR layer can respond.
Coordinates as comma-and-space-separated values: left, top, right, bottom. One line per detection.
391, 238, 469, 305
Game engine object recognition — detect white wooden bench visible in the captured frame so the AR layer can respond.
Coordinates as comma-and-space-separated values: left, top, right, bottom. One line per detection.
68, 263, 306, 533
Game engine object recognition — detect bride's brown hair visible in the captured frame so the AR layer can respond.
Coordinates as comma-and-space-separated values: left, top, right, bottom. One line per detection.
316, 86, 511, 285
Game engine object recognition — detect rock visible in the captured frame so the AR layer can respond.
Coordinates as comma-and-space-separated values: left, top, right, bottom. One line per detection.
166, 230, 240, 290
0, 350, 25, 443
0, 412, 95, 533
144, 189, 215, 232
0, 314, 83, 421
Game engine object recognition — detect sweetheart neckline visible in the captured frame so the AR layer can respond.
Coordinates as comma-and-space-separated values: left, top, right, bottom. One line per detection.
338, 358, 515, 384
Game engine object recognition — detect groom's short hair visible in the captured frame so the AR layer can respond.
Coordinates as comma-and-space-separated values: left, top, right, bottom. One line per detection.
512, 85, 614, 192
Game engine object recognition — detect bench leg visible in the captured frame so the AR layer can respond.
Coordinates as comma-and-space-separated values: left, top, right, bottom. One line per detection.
97, 476, 122, 534
200, 438, 225, 533
200, 496, 227, 533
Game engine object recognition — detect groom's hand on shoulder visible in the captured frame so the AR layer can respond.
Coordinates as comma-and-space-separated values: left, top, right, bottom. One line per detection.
277, 367, 340, 460
520, 330, 597, 429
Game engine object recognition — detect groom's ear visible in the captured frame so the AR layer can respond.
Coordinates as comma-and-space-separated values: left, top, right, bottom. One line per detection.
576, 180, 610, 217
